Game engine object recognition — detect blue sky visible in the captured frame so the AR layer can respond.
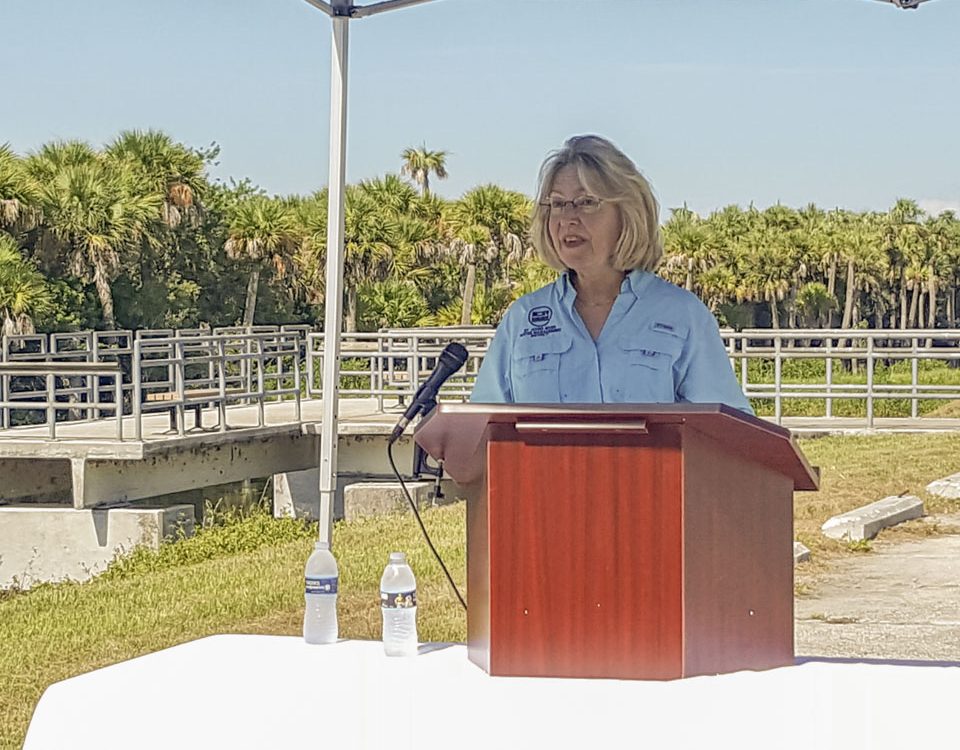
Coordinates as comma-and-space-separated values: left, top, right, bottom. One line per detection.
2, 0, 958, 217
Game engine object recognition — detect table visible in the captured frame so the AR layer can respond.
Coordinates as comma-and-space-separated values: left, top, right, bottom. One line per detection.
24, 635, 960, 750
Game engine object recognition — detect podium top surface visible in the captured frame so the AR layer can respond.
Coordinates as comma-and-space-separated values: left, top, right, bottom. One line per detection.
415, 402, 819, 491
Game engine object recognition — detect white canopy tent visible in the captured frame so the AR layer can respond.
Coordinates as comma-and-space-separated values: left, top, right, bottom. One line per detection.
302, 0, 442, 544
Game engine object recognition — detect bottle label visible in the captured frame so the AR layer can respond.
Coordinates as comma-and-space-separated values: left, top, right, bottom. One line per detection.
306, 576, 338, 595
381, 589, 417, 609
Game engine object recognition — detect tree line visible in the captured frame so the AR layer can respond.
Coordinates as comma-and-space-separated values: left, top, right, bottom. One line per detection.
2, 131, 959, 336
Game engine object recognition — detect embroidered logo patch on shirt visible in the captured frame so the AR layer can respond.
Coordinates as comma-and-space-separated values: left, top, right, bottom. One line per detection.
528, 306, 553, 327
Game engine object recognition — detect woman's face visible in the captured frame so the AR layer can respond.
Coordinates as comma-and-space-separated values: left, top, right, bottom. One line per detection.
547, 164, 622, 275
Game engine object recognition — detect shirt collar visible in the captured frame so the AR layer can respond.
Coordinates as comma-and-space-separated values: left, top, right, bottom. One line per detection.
558, 268, 653, 306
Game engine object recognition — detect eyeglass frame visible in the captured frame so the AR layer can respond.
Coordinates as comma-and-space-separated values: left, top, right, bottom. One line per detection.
537, 195, 605, 215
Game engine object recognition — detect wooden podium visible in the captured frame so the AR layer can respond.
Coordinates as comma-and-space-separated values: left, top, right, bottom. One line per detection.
414, 403, 819, 680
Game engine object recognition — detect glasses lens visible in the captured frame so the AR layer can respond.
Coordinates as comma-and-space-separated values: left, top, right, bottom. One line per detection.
575, 197, 600, 213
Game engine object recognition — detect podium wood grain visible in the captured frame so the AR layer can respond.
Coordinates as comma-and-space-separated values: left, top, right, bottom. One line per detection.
416, 403, 816, 680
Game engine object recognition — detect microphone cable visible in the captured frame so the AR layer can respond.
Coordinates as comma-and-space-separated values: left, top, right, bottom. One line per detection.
387, 439, 467, 611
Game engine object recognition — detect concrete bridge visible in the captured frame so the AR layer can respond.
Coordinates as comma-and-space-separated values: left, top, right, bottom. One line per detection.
3, 325, 960, 588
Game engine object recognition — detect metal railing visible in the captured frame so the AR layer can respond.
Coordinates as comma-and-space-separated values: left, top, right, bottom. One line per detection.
306, 327, 494, 411
308, 327, 960, 428
131, 331, 303, 439
0, 362, 124, 439
727, 329, 960, 426
3, 326, 960, 439
0, 328, 303, 440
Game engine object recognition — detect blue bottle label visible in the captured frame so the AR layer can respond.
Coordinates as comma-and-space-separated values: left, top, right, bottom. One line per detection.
305, 576, 338, 595
380, 589, 417, 608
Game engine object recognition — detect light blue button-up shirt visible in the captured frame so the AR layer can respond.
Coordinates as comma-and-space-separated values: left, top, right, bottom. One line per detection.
471, 269, 753, 414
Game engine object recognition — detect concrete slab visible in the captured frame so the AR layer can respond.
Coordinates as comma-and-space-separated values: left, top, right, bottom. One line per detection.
926, 472, 960, 500
0, 504, 195, 589
796, 519, 960, 660
343, 480, 434, 522
821, 495, 924, 541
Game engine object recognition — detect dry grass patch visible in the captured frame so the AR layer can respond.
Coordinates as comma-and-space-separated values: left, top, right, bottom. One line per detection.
793, 433, 960, 593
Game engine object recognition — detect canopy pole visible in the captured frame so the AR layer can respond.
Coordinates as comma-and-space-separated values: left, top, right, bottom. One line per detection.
318, 14, 349, 545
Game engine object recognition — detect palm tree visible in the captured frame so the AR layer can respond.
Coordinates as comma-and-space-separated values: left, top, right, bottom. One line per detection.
0, 144, 40, 233
105, 130, 208, 228
224, 197, 298, 326
400, 145, 448, 197
662, 205, 712, 293
27, 146, 160, 329
0, 233, 52, 334
796, 282, 836, 328
445, 185, 531, 325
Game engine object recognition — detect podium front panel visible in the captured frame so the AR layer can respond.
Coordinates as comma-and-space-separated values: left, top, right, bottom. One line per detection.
480, 423, 685, 679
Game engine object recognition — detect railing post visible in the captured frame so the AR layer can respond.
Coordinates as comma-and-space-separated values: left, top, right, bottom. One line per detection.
825, 335, 834, 419
175, 339, 185, 437
46, 372, 56, 439
911, 336, 919, 419
133, 340, 143, 441
866, 336, 875, 428
294, 336, 302, 423
256, 339, 266, 427
115, 369, 123, 441
90, 333, 100, 420
774, 334, 783, 424
218, 339, 228, 433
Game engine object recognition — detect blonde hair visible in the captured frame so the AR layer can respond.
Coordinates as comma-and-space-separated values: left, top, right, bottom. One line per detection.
530, 135, 663, 273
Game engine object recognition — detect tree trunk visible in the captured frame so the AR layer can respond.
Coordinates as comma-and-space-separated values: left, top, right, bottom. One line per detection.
685, 258, 694, 292
927, 271, 938, 328
841, 259, 855, 329
908, 282, 920, 328
918, 290, 925, 331
94, 268, 117, 330
899, 269, 908, 331
769, 298, 780, 329
826, 256, 837, 327
947, 283, 956, 328
461, 262, 477, 326
242, 267, 260, 327
345, 286, 357, 333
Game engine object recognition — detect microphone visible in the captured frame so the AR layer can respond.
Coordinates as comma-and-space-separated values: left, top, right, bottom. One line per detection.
389, 342, 468, 443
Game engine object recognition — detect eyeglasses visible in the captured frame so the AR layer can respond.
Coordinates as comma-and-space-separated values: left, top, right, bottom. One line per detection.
539, 196, 604, 215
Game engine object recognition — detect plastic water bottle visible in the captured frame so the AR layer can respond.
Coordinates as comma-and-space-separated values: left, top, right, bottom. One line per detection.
380, 552, 418, 656
303, 541, 338, 644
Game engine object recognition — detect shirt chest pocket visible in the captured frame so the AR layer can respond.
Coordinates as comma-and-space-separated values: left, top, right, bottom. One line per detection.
611, 324, 688, 402
511, 334, 573, 403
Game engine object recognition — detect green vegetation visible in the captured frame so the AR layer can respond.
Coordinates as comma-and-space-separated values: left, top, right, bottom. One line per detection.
3, 134, 960, 337
3, 433, 960, 747
744, 359, 960, 418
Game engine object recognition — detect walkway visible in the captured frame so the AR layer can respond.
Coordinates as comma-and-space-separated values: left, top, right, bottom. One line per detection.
795, 515, 960, 661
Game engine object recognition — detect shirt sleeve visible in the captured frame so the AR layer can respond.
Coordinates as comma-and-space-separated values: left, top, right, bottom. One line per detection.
471, 314, 514, 403
675, 303, 754, 415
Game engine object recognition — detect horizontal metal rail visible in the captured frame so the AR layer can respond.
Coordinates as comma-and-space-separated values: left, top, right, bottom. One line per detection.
0, 362, 123, 440
132, 331, 302, 440
307, 327, 960, 428
3, 326, 960, 439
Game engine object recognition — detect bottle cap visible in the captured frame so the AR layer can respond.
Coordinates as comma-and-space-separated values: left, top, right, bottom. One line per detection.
388, 552, 406, 563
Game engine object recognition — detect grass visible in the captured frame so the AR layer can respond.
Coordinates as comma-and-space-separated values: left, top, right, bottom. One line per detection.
3, 432, 960, 747
0, 502, 466, 750
792, 433, 960, 591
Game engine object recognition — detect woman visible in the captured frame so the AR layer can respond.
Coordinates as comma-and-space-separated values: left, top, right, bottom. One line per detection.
471, 134, 752, 414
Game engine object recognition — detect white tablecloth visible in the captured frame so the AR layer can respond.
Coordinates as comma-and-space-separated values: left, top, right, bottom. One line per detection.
24, 635, 960, 750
